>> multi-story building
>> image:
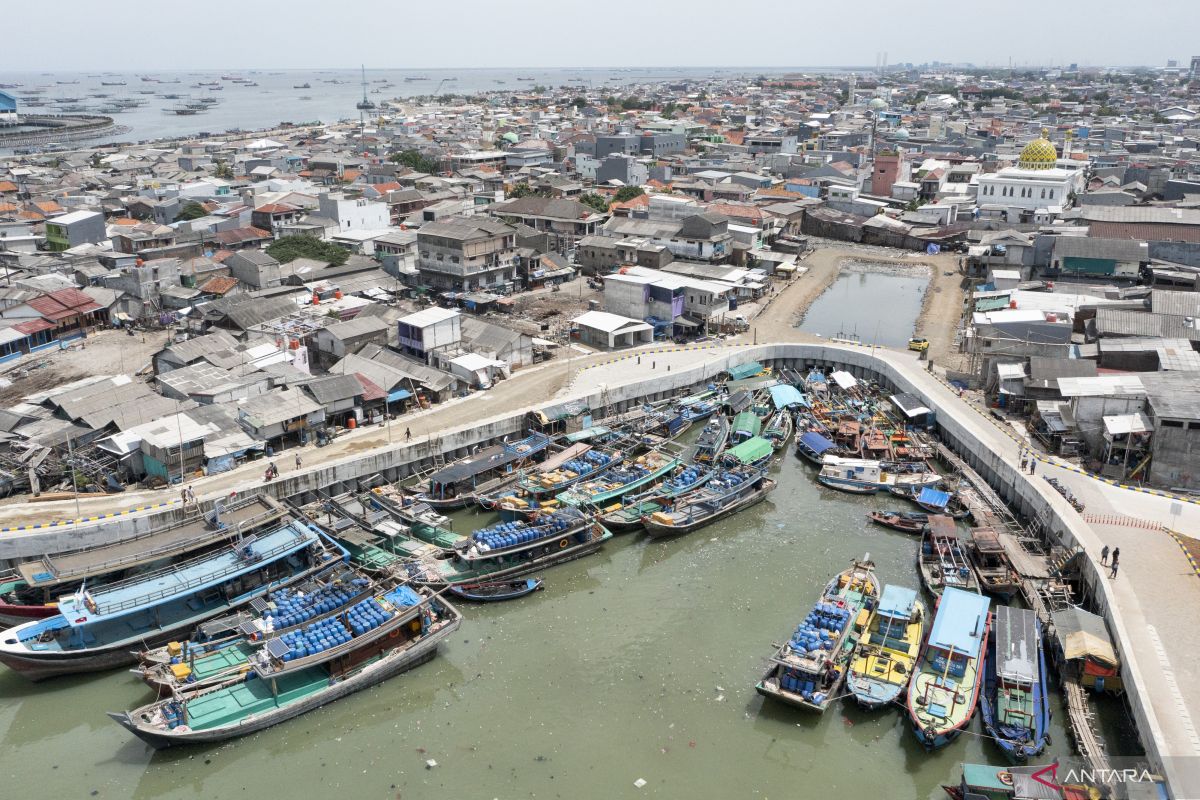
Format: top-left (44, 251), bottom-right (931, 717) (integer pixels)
top-left (316, 193), bottom-right (389, 233)
top-left (43, 210), bottom-right (106, 252)
top-left (416, 216), bottom-right (518, 292)
top-left (488, 196), bottom-right (607, 255)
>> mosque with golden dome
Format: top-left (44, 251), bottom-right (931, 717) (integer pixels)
top-left (976, 129), bottom-right (1085, 222)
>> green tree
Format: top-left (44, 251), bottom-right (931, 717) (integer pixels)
top-left (579, 192), bottom-right (610, 214)
top-left (175, 201), bottom-right (209, 222)
top-left (266, 235), bottom-right (349, 267)
top-left (507, 182), bottom-right (534, 199)
top-left (213, 160), bottom-right (234, 180)
top-left (613, 186), bottom-right (645, 203)
top-left (388, 149), bottom-right (440, 174)
top-left (571, 96), bottom-right (587, 108)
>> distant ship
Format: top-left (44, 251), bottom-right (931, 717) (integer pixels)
top-left (356, 65), bottom-right (376, 110)
top-left (404, 76), bottom-right (430, 82)
top-left (294, 82), bottom-right (311, 89)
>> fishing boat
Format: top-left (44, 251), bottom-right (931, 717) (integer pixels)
top-left (293, 82), bottom-right (311, 89)
top-left (966, 528), bottom-right (1021, 602)
top-left (867, 510), bottom-right (928, 534)
top-left (892, 485), bottom-right (973, 520)
top-left (598, 463), bottom-right (713, 533)
top-left (0, 495), bottom-right (287, 628)
top-left (508, 444), bottom-right (620, 500)
top-left (642, 467), bottom-right (775, 539)
top-left (816, 456), bottom-right (941, 495)
top-left (794, 430), bottom-right (838, 466)
top-left (0, 521), bottom-right (345, 681)
top-left (907, 587), bottom-right (992, 749)
top-left (847, 585), bottom-right (927, 709)
top-left (763, 409), bottom-right (794, 451)
top-left (692, 415), bottom-right (729, 464)
top-left (556, 451), bottom-right (679, 508)
top-left (981, 606), bottom-right (1050, 762)
top-left (447, 578), bottom-right (543, 603)
top-left (918, 515), bottom-right (980, 596)
top-left (729, 411), bottom-right (762, 445)
top-left (110, 591), bottom-right (460, 748)
top-left (409, 432), bottom-right (551, 509)
top-left (941, 763), bottom-right (1081, 800)
top-left (756, 557), bottom-right (880, 712)
top-left (404, 507), bottom-right (611, 587)
top-left (136, 564), bottom-right (381, 694)
top-left (679, 397), bottom-right (720, 424)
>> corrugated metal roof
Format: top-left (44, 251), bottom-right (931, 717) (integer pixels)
top-left (1053, 237), bottom-right (1148, 262)
top-left (1056, 375), bottom-right (1146, 397)
top-left (1150, 289), bottom-right (1200, 317)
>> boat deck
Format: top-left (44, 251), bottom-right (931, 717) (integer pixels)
top-left (189, 642), bottom-right (254, 680)
top-left (18, 497), bottom-right (284, 587)
top-left (184, 667), bottom-right (325, 730)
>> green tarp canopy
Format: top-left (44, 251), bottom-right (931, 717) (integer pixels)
top-left (727, 362), bottom-right (765, 381)
top-left (726, 436), bottom-right (772, 465)
top-left (731, 411), bottom-right (762, 437)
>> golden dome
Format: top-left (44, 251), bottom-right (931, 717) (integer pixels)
top-left (1018, 130), bottom-right (1058, 170)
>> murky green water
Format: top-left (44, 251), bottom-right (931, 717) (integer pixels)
top-left (798, 262), bottom-right (930, 348)
top-left (0, 455), bottom-right (1109, 799)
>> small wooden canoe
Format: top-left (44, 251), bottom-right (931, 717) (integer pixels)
top-left (447, 578), bottom-right (544, 602)
top-left (868, 510), bottom-right (928, 534)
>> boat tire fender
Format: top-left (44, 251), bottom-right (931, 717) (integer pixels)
top-left (558, 538), bottom-right (568, 549)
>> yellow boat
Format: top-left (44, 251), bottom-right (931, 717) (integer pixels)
top-left (846, 584), bottom-right (926, 709)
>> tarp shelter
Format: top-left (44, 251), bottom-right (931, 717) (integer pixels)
top-left (1052, 606), bottom-right (1121, 693)
top-left (830, 370), bottom-right (858, 391)
top-left (725, 436), bottom-right (772, 466)
top-left (798, 431), bottom-right (835, 456)
top-left (917, 486), bottom-right (951, 510)
top-left (727, 361), bottom-right (766, 381)
top-left (768, 384), bottom-right (806, 409)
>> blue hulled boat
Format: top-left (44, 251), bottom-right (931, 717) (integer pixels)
top-left (981, 605), bottom-right (1050, 762)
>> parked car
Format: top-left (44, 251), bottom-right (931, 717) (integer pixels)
top-left (907, 337), bottom-right (930, 352)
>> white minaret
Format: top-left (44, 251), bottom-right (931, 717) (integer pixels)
top-left (848, 73), bottom-right (857, 105)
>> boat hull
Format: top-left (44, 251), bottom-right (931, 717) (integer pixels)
top-left (111, 616), bottom-right (459, 749)
top-left (412, 531), bottom-right (610, 587)
top-left (642, 480), bottom-right (775, 539)
top-left (447, 578), bottom-right (543, 603)
top-left (0, 602), bottom-right (56, 629)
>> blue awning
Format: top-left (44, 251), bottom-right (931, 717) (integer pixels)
top-left (387, 389), bottom-right (413, 403)
top-left (798, 432), bottom-right (835, 454)
top-left (917, 487), bottom-right (950, 509)
top-left (769, 384), bottom-right (807, 409)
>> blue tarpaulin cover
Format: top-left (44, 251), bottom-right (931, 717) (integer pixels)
top-left (769, 384), bottom-right (807, 409)
top-left (798, 432), bottom-right (835, 454)
top-left (917, 487), bottom-right (950, 509)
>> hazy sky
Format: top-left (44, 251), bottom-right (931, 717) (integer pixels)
top-left (4, 0), bottom-right (1196, 71)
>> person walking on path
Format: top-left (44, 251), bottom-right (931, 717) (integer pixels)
top-left (1029, 460), bottom-right (1036, 475)
top-left (405, 427), bottom-right (411, 442)
top-left (1101, 545), bottom-right (1110, 566)
top-left (295, 453), bottom-right (302, 470)
top-left (1109, 548), bottom-right (1120, 578)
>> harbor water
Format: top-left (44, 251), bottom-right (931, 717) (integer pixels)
top-left (0, 453), bottom-right (1125, 800)
top-left (798, 261), bottom-right (931, 348)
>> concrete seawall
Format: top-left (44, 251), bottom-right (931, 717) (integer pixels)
top-left (0, 342), bottom-right (1184, 795)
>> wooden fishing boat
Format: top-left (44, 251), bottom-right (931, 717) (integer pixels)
top-left (941, 763), bottom-right (1072, 800)
top-left (729, 411), bottom-right (762, 445)
top-left (756, 556), bottom-right (880, 712)
top-left (507, 444), bottom-right (620, 500)
top-left (556, 451), bottom-right (679, 507)
top-left (908, 587), bottom-right (991, 749)
top-left (137, 566), bottom-right (391, 695)
top-left (409, 432), bottom-right (551, 509)
top-left (817, 457), bottom-right (941, 495)
top-left (891, 485), bottom-right (972, 520)
top-left (763, 409), bottom-right (794, 451)
top-left (0, 522), bottom-right (346, 681)
top-left (793, 430), bottom-right (838, 466)
top-left (692, 415), bottom-right (729, 464)
top-left (447, 578), bottom-right (543, 603)
top-left (867, 510), bottom-right (928, 534)
top-left (598, 464), bottom-right (713, 533)
top-left (966, 528), bottom-right (1021, 602)
top-left (0, 495), bottom-right (287, 628)
top-left (110, 594), bottom-right (461, 748)
top-left (642, 467), bottom-right (775, 539)
top-left (722, 436), bottom-right (774, 470)
top-left (847, 585), bottom-right (927, 709)
top-left (403, 508), bottom-right (611, 587)
top-left (980, 606), bottom-right (1050, 762)
top-left (918, 516), bottom-right (980, 596)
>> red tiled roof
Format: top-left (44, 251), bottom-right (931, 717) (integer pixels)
top-left (370, 182), bottom-right (402, 194)
top-left (199, 275), bottom-right (239, 295)
top-left (32, 201), bottom-right (64, 214)
top-left (254, 203), bottom-right (298, 214)
top-left (27, 288), bottom-right (102, 321)
top-left (707, 202), bottom-right (764, 224)
top-left (0, 202), bottom-right (18, 214)
top-left (211, 226), bottom-right (272, 245)
top-left (0, 181), bottom-right (18, 193)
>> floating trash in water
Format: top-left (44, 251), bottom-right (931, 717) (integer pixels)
top-left (634, 778), bottom-right (647, 788)
top-left (425, 759), bottom-right (438, 769)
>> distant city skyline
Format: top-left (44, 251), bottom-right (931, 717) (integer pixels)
top-left (4, 0), bottom-right (1198, 72)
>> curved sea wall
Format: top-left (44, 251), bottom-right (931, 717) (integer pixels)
top-left (0, 115), bottom-right (120, 148)
top-left (0, 342), bottom-right (1179, 793)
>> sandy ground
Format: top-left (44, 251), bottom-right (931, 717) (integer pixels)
top-left (0, 327), bottom-right (170, 406)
